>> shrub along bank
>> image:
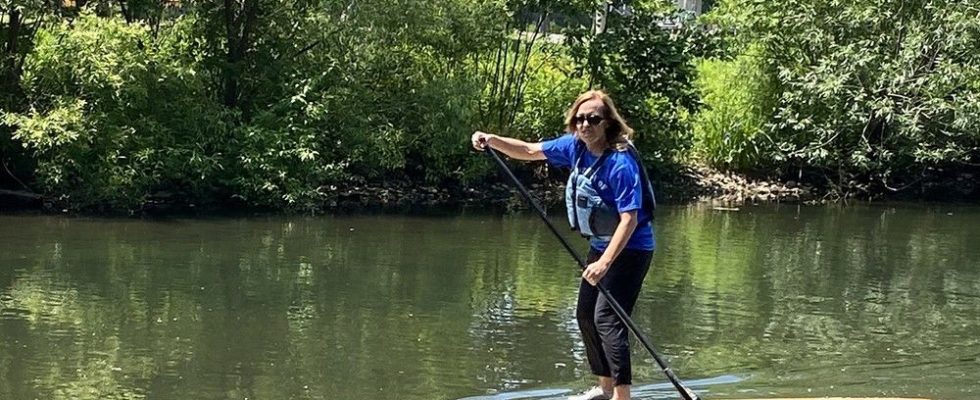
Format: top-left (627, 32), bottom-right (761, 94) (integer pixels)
top-left (1, 0), bottom-right (976, 213)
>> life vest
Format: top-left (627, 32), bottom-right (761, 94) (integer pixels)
top-left (565, 143), bottom-right (656, 241)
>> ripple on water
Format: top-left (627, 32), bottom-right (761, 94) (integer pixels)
top-left (0, 294), bottom-right (32, 321)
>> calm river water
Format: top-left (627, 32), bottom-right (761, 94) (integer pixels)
top-left (1, 204), bottom-right (978, 400)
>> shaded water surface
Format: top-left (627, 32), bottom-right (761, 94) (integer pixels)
top-left (1, 205), bottom-right (978, 399)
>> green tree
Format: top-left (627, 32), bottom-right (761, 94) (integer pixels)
top-left (4, 12), bottom-right (229, 209)
top-left (569, 0), bottom-right (706, 167)
top-left (713, 0), bottom-right (980, 195)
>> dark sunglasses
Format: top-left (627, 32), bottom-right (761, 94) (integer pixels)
top-left (573, 114), bottom-right (605, 126)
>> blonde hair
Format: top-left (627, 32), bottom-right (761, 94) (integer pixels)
top-left (563, 90), bottom-right (634, 150)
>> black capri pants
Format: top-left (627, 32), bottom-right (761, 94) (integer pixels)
top-left (577, 247), bottom-right (653, 386)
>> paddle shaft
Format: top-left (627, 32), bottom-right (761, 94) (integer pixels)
top-left (484, 146), bottom-right (700, 400)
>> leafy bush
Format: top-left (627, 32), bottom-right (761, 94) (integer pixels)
top-left (4, 13), bottom-right (229, 210)
top-left (569, 0), bottom-right (704, 166)
top-left (716, 0), bottom-right (980, 190)
top-left (691, 44), bottom-right (777, 169)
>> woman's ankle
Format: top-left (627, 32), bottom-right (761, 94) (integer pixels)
top-left (611, 384), bottom-right (630, 400)
top-left (596, 376), bottom-right (614, 392)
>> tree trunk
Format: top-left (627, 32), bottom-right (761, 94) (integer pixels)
top-left (222, 0), bottom-right (259, 111)
top-left (2, 9), bottom-right (21, 105)
top-left (0, 189), bottom-right (43, 209)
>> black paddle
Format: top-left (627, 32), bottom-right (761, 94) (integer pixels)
top-left (482, 145), bottom-right (702, 400)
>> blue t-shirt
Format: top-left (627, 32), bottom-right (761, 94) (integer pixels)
top-left (541, 133), bottom-right (655, 252)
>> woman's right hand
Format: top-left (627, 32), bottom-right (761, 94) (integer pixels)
top-left (471, 131), bottom-right (494, 151)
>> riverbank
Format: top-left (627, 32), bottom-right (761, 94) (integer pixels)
top-left (2, 165), bottom-right (975, 215)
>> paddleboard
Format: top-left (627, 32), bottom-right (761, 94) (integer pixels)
top-left (457, 375), bottom-right (927, 400)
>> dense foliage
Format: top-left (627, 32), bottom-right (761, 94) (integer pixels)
top-left (569, 0), bottom-right (703, 166)
top-left (695, 0), bottom-right (980, 195)
top-left (1, 0), bottom-right (977, 211)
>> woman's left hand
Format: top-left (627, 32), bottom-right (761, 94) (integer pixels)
top-left (582, 259), bottom-right (611, 286)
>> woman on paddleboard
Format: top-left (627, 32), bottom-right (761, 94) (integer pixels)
top-left (471, 90), bottom-right (656, 400)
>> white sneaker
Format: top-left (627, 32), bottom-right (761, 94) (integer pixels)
top-left (567, 386), bottom-right (612, 400)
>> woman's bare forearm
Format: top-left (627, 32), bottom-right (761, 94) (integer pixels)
top-left (483, 134), bottom-right (546, 161)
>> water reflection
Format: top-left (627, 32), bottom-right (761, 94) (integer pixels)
top-left (1, 205), bottom-right (978, 400)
